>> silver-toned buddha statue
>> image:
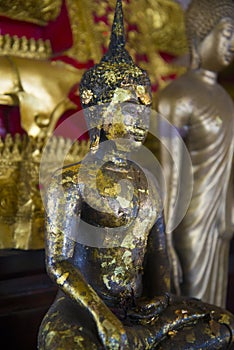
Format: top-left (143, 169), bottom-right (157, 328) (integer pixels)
top-left (38, 1), bottom-right (234, 349)
top-left (157, 0), bottom-right (234, 307)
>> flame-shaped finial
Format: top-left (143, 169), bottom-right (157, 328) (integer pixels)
top-left (102, 0), bottom-right (130, 63)
top-left (109, 0), bottom-right (125, 52)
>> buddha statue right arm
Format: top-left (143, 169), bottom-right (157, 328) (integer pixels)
top-left (45, 169), bottom-right (129, 349)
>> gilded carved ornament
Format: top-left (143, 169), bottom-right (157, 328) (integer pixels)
top-left (65, 0), bottom-right (188, 92)
top-left (0, 0), bottom-right (63, 25)
top-left (0, 134), bottom-right (89, 249)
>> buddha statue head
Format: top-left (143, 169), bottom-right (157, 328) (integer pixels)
top-left (80, 0), bottom-right (152, 153)
top-left (186, 0), bottom-right (234, 71)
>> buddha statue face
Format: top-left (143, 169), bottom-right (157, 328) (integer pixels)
top-left (80, 0), bottom-right (152, 153)
top-left (101, 85), bottom-right (151, 152)
top-left (198, 17), bottom-right (234, 72)
top-left (186, 0), bottom-right (234, 72)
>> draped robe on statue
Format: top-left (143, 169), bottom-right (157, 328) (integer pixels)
top-left (158, 70), bottom-right (234, 307)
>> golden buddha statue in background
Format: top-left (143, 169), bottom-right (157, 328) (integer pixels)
top-left (38, 2), bottom-right (234, 349)
top-left (157, 0), bottom-right (234, 307)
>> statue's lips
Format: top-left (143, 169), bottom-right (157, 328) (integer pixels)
top-left (133, 136), bottom-right (145, 142)
top-left (131, 129), bottom-right (147, 142)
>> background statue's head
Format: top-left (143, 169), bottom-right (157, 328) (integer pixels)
top-left (186, 0), bottom-right (234, 71)
top-left (80, 0), bottom-right (152, 151)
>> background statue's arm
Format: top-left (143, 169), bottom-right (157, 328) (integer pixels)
top-left (157, 91), bottom-right (192, 294)
top-left (45, 172), bottom-right (129, 349)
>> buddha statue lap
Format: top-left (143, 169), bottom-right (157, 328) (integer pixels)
top-left (157, 0), bottom-right (234, 307)
top-left (38, 1), bottom-right (234, 349)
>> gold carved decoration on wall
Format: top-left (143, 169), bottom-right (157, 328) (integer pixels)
top-left (0, 0), bottom-right (63, 26)
top-left (0, 35), bottom-right (52, 60)
top-left (0, 134), bottom-right (89, 250)
top-left (65, 0), bottom-right (188, 91)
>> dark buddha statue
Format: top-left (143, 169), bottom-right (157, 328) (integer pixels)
top-left (38, 1), bottom-right (234, 349)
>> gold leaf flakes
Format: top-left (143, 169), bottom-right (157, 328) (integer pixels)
top-left (81, 89), bottom-right (93, 104)
top-left (168, 330), bottom-right (178, 337)
top-left (57, 272), bottom-right (69, 285)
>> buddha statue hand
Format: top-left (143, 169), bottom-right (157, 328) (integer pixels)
top-left (127, 294), bottom-right (169, 324)
top-left (95, 305), bottom-right (130, 350)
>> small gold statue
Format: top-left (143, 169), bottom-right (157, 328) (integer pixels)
top-left (38, 1), bottom-right (234, 349)
top-left (157, 0), bottom-right (234, 307)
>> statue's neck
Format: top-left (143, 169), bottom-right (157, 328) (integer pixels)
top-left (94, 145), bottom-right (129, 168)
top-left (194, 68), bottom-right (218, 85)
top-left (109, 153), bottom-right (129, 168)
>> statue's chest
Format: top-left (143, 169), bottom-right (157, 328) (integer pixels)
top-left (190, 85), bottom-right (234, 141)
top-left (78, 164), bottom-right (159, 248)
top-left (81, 165), bottom-right (148, 226)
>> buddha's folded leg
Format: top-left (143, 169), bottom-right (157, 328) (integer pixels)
top-left (124, 294), bottom-right (234, 350)
top-left (38, 291), bottom-right (234, 349)
top-left (156, 321), bottom-right (233, 350)
top-left (38, 293), bottom-right (103, 350)
top-left (125, 321), bottom-right (233, 350)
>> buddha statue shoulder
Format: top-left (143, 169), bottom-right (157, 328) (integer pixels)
top-left (38, 1), bottom-right (234, 349)
top-left (157, 0), bottom-right (234, 307)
